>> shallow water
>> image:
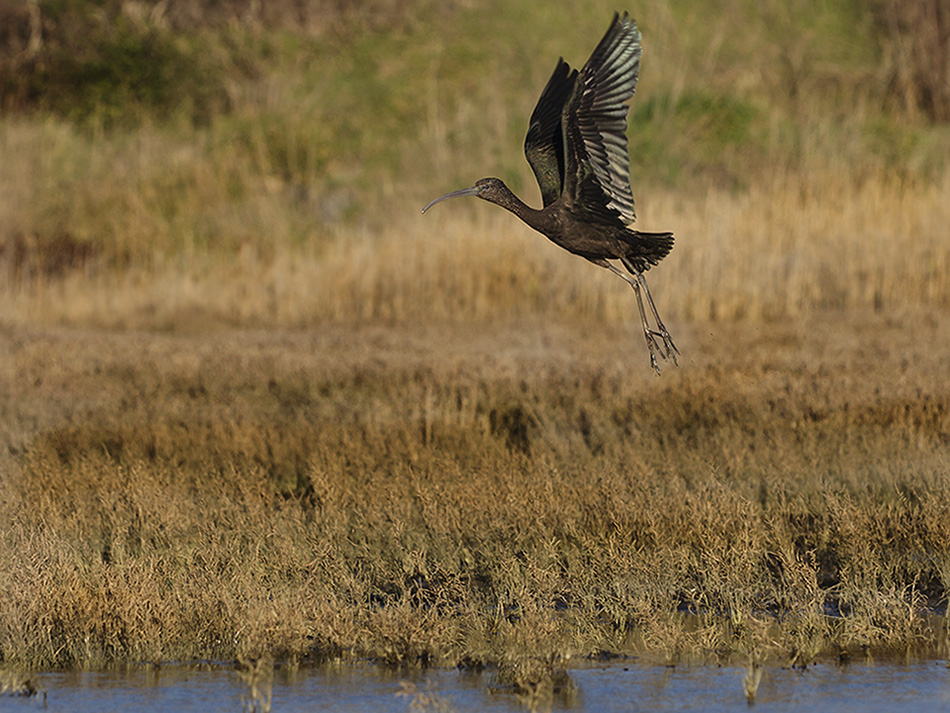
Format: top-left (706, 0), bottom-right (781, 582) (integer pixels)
top-left (3, 659), bottom-right (949, 712)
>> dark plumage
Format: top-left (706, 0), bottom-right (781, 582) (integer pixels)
top-left (423, 12), bottom-right (677, 373)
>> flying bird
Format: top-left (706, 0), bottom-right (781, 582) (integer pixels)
top-left (423, 12), bottom-right (677, 374)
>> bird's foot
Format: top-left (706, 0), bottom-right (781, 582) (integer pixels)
top-left (644, 330), bottom-right (667, 375)
top-left (644, 328), bottom-right (679, 374)
top-left (659, 329), bottom-right (679, 366)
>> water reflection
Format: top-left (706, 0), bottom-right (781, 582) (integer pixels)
top-left (2, 659), bottom-right (949, 712)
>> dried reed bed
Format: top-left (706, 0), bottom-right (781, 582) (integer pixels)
top-left (1, 312), bottom-right (948, 670)
top-left (4, 164), bottom-right (949, 330)
top-left (318, 167), bottom-right (950, 324)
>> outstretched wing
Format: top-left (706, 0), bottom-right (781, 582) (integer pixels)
top-left (524, 58), bottom-right (578, 207)
top-left (562, 12), bottom-right (641, 224)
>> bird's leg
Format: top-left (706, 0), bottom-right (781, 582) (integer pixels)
top-left (636, 272), bottom-right (678, 365)
top-left (597, 260), bottom-right (669, 374)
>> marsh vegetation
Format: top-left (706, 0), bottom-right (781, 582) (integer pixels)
top-left (1, 0), bottom-right (949, 685)
top-left (3, 314), bottom-right (949, 674)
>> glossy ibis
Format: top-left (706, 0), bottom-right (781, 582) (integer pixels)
top-left (423, 12), bottom-right (677, 374)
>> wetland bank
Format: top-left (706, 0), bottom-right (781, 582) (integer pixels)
top-left (2, 0), bottom-right (950, 701)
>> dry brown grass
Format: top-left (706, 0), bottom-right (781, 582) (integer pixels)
top-left (3, 164), bottom-right (948, 331)
top-left (1, 310), bottom-right (948, 670)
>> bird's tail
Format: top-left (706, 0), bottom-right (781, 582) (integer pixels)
top-left (622, 231), bottom-right (674, 273)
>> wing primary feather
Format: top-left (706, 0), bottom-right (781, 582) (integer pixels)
top-left (561, 12), bottom-right (642, 225)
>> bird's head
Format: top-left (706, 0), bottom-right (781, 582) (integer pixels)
top-left (422, 177), bottom-right (508, 214)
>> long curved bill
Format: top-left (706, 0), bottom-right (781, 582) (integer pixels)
top-left (421, 186), bottom-right (480, 214)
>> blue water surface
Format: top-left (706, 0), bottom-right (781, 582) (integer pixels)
top-left (2, 659), bottom-right (949, 712)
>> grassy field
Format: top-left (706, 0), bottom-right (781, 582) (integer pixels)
top-left (1, 0), bottom-right (950, 685)
top-left (2, 0), bottom-right (948, 329)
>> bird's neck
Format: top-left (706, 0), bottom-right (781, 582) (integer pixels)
top-left (485, 183), bottom-right (548, 233)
